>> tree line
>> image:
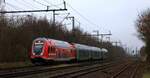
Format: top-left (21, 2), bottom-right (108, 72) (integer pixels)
top-left (0, 14), bottom-right (126, 62)
top-left (136, 9), bottom-right (150, 62)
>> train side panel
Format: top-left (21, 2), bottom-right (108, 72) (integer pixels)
top-left (30, 38), bottom-right (76, 64)
top-left (52, 40), bottom-right (76, 61)
top-left (76, 49), bottom-right (90, 61)
top-left (30, 38), bottom-right (109, 65)
top-left (92, 51), bottom-right (101, 60)
top-left (72, 44), bottom-right (91, 61)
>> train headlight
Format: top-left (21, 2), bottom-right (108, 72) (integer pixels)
top-left (32, 52), bottom-right (35, 55)
top-left (40, 52), bottom-right (44, 56)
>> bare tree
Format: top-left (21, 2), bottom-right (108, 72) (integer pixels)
top-left (136, 9), bottom-right (150, 62)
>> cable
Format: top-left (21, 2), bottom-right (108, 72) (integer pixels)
top-left (6, 6), bottom-right (15, 11)
top-left (56, 12), bottom-right (88, 30)
top-left (43, 0), bottom-right (62, 8)
top-left (21, 0), bottom-right (40, 10)
top-left (15, 0), bottom-right (38, 10)
top-left (75, 19), bottom-right (80, 24)
top-left (60, 13), bottom-right (70, 23)
top-left (74, 18), bottom-right (91, 30)
top-left (67, 3), bottom-right (99, 27)
top-left (32, 0), bottom-right (48, 7)
top-left (6, 2), bottom-right (24, 11)
top-left (32, 0), bottom-right (64, 9)
top-left (44, 0), bottom-right (58, 7)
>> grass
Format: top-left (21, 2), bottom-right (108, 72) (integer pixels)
top-left (0, 61), bottom-right (33, 69)
top-left (143, 72), bottom-right (150, 78)
top-left (143, 64), bottom-right (150, 78)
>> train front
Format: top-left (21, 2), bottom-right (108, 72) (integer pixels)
top-left (30, 38), bottom-right (48, 64)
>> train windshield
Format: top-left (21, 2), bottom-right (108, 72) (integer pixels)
top-left (33, 42), bottom-right (44, 54)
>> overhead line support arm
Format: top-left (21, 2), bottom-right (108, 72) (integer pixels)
top-left (0, 9), bottom-right (67, 13)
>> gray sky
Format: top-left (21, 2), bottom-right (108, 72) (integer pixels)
top-left (65, 0), bottom-right (150, 49)
top-left (4, 0), bottom-right (150, 49)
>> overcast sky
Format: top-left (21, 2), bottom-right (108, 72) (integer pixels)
top-left (4, 0), bottom-right (150, 49)
top-left (65, 0), bottom-right (150, 49)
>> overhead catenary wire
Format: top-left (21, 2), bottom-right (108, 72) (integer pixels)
top-left (74, 18), bottom-right (92, 30)
top-left (56, 12), bottom-right (70, 23)
top-left (15, 0), bottom-right (40, 10)
top-left (5, 0), bottom-right (98, 28)
top-left (5, 0), bottom-right (65, 11)
top-left (5, 0), bottom-right (97, 30)
top-left (23, 0), bottom-right (39, 9)
top-left (57, 12), bottom-right (92, 31)
top-left (67, 3), bottom-right (99, 28)
top-left (32, 0), bottom-right (64, 10)
top-left (43, 0), bottom-right (63, 8)
top-left (6, 2), bottom-right (24, 11)
top-left (65, 14), bottom-right (89, 30)
top-left (32, 0), bottom-right (48, 7)
top-left (6, 6), bottom-right (16, 11)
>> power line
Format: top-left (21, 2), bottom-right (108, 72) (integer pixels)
top-left (67, 16), bottom-right (75, 31)
top-left (15, 0), bottom-right (39, 10)
top-left (67, 3), bottom-right (99, 27)
top-left (33, 0), bottom-right (64, 10)
top-left (6, 2), bottom-right (24, 11)
top-left (1, 1), bottom-right (67, 27)
top-left (43, 0), bottom-right (62, 8)
top-left (23, 0), bottom-right (40, 9)
top-left (67, 16), bottom-right (90, 31)
top-left (32, 0), bottom-right (48, 7)
top-left (59, 13), bottom-right (70, 23)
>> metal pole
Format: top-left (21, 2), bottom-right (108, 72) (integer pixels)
top-left (67, 16), bottom-right (75, 31)
top-left (72, 17), bottom-right (75, 31)
top-left (53, 10), bottom-right (55, 25)
top-left (100, 34), bottom-right (103, 60)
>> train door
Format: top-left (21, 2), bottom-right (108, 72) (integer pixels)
top-left (48, 46), bottom-right (57, 59)
top-left (58, 48), bottom-right (69, 61)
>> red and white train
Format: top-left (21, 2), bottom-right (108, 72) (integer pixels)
top-left (30, 38), bottom-right (108, 64)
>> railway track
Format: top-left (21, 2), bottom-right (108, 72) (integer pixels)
top-left (0, 63), bottom-right (82, 78)
top-left (45, 60), bottom-right (139, 78)
top-left (47, 60), bottom-right (132, 78)
top-left (0, 60), bottom-right (115, 78)
top-left (130, 64), bottom-right (139, 78)
top-left (48, 62), bottom-right (117, 78)
top-left (110, 61), bottom-right (140, 78)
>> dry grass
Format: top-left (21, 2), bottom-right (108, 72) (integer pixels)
top-left (143, 72), bottom-right (150, 78)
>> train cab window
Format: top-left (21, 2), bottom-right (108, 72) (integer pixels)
top-left (33, 43), bottom-right (43, 53)
top-left (34, 45), bottom-right (42, 52)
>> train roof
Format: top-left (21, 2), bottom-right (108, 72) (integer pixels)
top-left (73, 43), bottom-right (101, 51)
top-left (34, 37), bottom-right (72, 48)
top-left (73, 43), bottom-right (90, 49)
top-left (34, 38), bottom-right (106, 51)
top-left (101, 48), bottom-right (108, 52)
top-left (91, 47), bottom-right (101, 51)
top-left (34, 37), bottom-right (47, 41)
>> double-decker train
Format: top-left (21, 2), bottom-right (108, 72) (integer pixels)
top-left (30, 38), bottom-right (108, 64)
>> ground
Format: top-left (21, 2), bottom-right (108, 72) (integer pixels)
top-left (143, 72), bottom-right (150, 78)
top-left (0, 61), bottom-right (32, 69)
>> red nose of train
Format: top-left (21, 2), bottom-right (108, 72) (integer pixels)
top-left (30, 38), bottom-right (47, 59)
